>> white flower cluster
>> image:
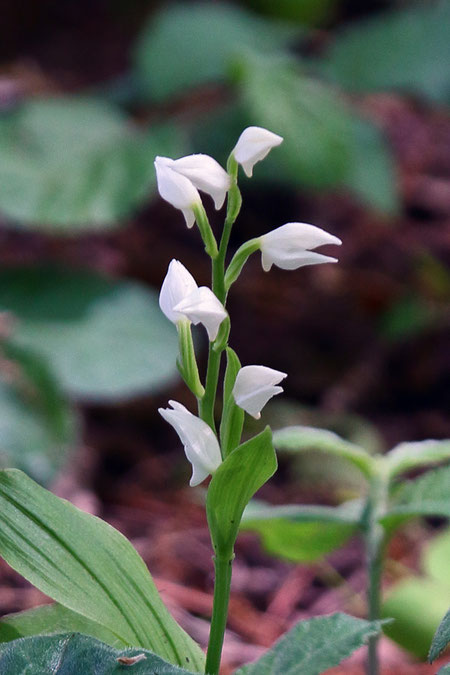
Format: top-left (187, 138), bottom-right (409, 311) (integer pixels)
top-left (156, 126), bottom-right (342, 487)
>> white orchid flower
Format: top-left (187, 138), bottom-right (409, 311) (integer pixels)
top-left (154, 157), bottom-right (201, 228)
top-left (232, 126), bottom-right (283, 177)
top-left (260, 222), bottom-right (342, 272)
top-left (174, 287), bottom-right (228, 342)
top-left (164, 154), bottom-right (231, 210)
top-left (232, 365), bottom-right (287, 419)
top-left (159, 401), bottom-right (222, 486)
top-left (159, 259), bottom-right (198, 325)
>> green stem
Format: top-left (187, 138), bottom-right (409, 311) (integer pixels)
top-left (365, 468), bottom-right (388, 675)
top-left (205, 553), bottom-right (234, 675)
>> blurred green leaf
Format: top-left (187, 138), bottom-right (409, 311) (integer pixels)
top-left (0, 633), bottom-right (192, 674)
top-left (323, 1), bottom-right (450, 103)
top-left (424, 529), bottom-right (450, 592)
top-left (273, 425), bottom-right (374, 478)
top-left (438, 665), bottom-right (450, 674)
top-left (0, 267), bottom-right (179, 401)
top-left (379, 296), bottom-right (435, 343)
top-left (430, 608), bottom-right (450, 663)
top-left (385, 439), bottom-right (450, 480)
top-left (0, 98), bottom-right (182, 230)
top-left (0, 342), bottom-right (76, 484)
top-left (133, 2), bottom-right (301, 102)
top-left (235, 54), bottom-right (398, 212)
top-left (241, 499), bottom-right (362, 562)
top-left (0, 604), bottom-right (122, 647)
top-left (207, 427), bottom-right (277, 555)
top-left (242, 0), bottom-right (338, 26)
top-left (382, 465), bottom-right (450, 528)
top-left (382, 578), bottom-right (450, 660)
top-left (0, 469), bottom-right (205, 671)
top-left (236, 613), bottom-right (384, 674)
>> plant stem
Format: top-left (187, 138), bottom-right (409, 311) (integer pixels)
top-left (365, 469), bottom-right (388, 675)
top-left (205, 553), bottom-right (233, 675)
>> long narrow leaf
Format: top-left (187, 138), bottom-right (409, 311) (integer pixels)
top-left (0, 470), bottom-right (204, 672)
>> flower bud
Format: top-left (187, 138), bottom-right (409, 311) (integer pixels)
top-left (232, 365), bottom-right (287, 419)
top-left (260, 222), bottom-right (342, 272)
top-left (159, 259), bottom-right (198, 324)
top-left (174, 287), bottom-right (228, 342)
top-left (159, 401), bottom-right (222, 486)
top-left (154, 157), bottom-right (201, 228)
top-left (232, 126), bottom-right (283, 177)
top-left (166, 154), bottom-right (231, 210)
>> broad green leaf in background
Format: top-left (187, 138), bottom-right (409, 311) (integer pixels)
top-left (242, 0), bottom-right (339, 26)
top-left (438, 666), bottom-right (450, 675)
top-left (236, 613), bottom-right (383, 674)
top-left (423, 529), bottom-right (450, 593)
top-left (429, 608), bottom-right (450, 663)
top-left (206, 427), bottom-right (277, 555)
top-left (0, 604), bottom-right (121, 647)
top-left (0, 469), bottom-right (205, 671)
top-left (381, 465), bottom-right (450, 529)
top-left (0, 267), bottom-right (179, 401)
top-left (323, 0), bottom-right (450, 103)
top-left (273, 425), bottom-right (374, 478)
top-left (385, 439), bottom-right (450, 480)
top-left (235, 54), bottom-right (398, 212)
top-left (0, 98), bottom-right (182, 230)
top-left (0, 633), bottom-right (192, 675)
top-left (133, 2), bottom-right (301, 102)
top-left (0, 343), bottom-right (76, 483)
top-left (382, 578), bottom-right (450, 660)
top-left (241, 499), bottom-right (362, 562)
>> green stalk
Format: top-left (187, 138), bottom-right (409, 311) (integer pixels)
top-left (365, 468), bottom-right (388, 675)
top-left (205, 552), bottom-right (234, 675)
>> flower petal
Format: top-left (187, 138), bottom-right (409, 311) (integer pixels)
top-left (174, 287), bottom-right (228, 341)
top-left (233, 365), bottom-right (287, 418)
top-left (170, 154), bottom-right (231, 210)
top-left (159, 259), bottom-right (198, 324)
top-left (233, 126), bottom-right (283, 177)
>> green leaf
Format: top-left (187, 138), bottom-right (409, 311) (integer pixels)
top-left (207, 427), bottom-right (277, 555)
top-left (219, 347), bottom-right (244, 457)
top-left (273, 425), bottom-right (374, 478)
top-left (385, 439), bottom-right (450, 480)
top-left (0, 98), bottom-right (181, 230)
top-left (382, 578), bottom-right (450, 660)
top-left (0, 469), bottom-right (204, 671)
top-left (0, 604), bottom-right (121, 647)
top-left (438, 666), bottom-right (450, 675)
top-left (0, 343), bottom-right (77, 484)
top-left (0, 267), bottom-right (179, 401)
top-left (429, 608), bottom-right (450, 662)
top-left (323, 1), bottom-right (450, 103)
top-left (382, 465), bottom-right (450, 529)
top-left (236, 53), bottom-right (397, 212)
top-left (0, 633), bottom-right (192, 674)
top-left (133, 2), bottom-right (300, 102)
top-left (424, 529), bottom-right (450, 592)
top-left (235, 613), bottom-right (383, 674)
top-left (241, 500), bottom-right (362, 562)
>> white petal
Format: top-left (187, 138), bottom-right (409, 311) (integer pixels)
top-left (233, 126), bottom-right (283, 177)
top-left (174, 286), bottom-right (228, 341)
top-left (158, 400), bottom-right (221, 486)
top-left (260, 222), bottom-right (341, 271)
top-left (154, 157), bottom-right (201, 215)
top-left (159, 259), bottom-right (198, 324)
top-left (170, 154), bottom-right (231, 210)
top-left (233, 365), bottom-right (287, 417)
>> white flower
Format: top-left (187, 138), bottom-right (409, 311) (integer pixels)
top-left (154, 157), bottom-right (201, 228)
top-left (232, 126), bottom-right (283, 177)
top-left (164, 154), bottom-right (231, 210)
top-left (174, 287), bottom-right (228, 341)
top-left (232, 365), bottom-right (287, 419)
top-left (159, 401), bottom-right (222, 486)
top-left (159, 259), bottom-right (198, 324)
top-left (260, 222), bottom-right (342, 272)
